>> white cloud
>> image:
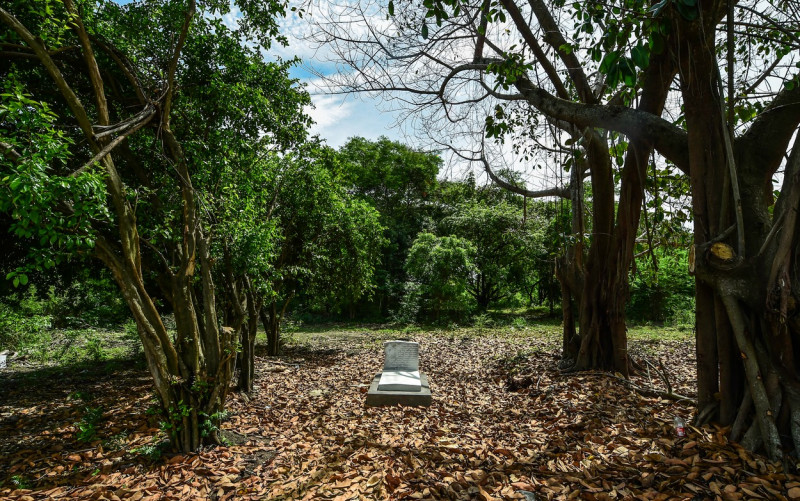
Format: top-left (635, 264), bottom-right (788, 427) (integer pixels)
top-left (307, 93), bottom-right (403, 147)
top-left (220, 3), bottom-right (242, 31)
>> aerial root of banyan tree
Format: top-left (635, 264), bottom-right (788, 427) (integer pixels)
top-left (692, 224), bottom-right (800, 461)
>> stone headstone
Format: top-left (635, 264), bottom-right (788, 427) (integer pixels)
top-left (383, 341), bottom-right (419, 371)
top-left (366, 340), bottom-right (431, 407)
top-left (378, 341), bottom-right (421, 392)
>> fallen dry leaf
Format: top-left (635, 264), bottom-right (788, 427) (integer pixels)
top-left (1, 330), bottom-right (798, 500)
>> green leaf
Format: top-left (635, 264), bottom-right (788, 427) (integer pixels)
top-left (631, 44), bottom-right (650, 69)
top-left (388, 0), bottom-right (394, 16)
top-left (599, 51), bottom-right (620, 74)
top-left (606, 65), bottom-right (621, 88)
top-left (422, 23), bottom-right (429, 39)
top-left (650, 33), bottom-right (665, 55)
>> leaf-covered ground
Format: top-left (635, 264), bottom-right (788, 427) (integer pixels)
top-left (2, 327), bottom-right (799, 500)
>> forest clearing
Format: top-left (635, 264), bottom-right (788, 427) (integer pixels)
top-left (2, 0), bottom-right (800, 498)
top-left (2, 325), bottom-right (798, 500)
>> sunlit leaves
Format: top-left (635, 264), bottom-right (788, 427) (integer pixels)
top-left (405, 232), bottom-right (476, 318)
top-left (255, 144), bottom-right (385, 314)
top-left (437, 201), bottom-right (543, 311)
top-left (0, 80), bottom-right (109, 284)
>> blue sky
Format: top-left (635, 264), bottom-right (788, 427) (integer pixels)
top-left (107, 0), bottom-right (574, 188)
top-left (264, 10), bottom-right (409, 148)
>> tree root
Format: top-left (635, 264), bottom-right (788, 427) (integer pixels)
top-left (582, 370), bottom-right (693, 402)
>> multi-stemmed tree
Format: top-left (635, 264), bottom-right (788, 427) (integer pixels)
top-left (0, 0), bottom-right (309, 450)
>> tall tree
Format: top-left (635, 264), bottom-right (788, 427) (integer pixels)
top-left (259, 144), bottom-right (385, 355)
top-left (438, 200), bottom-right (537, 311)
top-left (404, 231), bottom-right (477, 321)
top-left (672, 0), bottom-right (800, 459)
top-left (0, 0), bottom-right (308, 450)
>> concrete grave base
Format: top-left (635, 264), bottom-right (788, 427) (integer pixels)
top-left (366, 372), bottom-right (432, 407)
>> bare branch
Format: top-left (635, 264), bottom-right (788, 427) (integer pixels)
top-left (162, 0), bottom-right (196, 126)
top-left (0, 141), bottom-right (22, 165)
top-left (72, 105), bottom-right (156, 177)
top-left (64, 0), bottom-right (109, 125)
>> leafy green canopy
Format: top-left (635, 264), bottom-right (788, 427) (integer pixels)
top-left (404, 231), bottom-right (476, 320)
top-left (0, 79), bottom-right (109, 286)
top-left (332, 137), bottom-right (441, 316)
top-left (0, 0), bottom-right (311, 288)
top-left (251, 143), bottom-right (386, 314)
top-left (438, 201), bottom-right (537, 308)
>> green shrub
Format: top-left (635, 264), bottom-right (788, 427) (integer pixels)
top-left (472, 312), bottom-right (494, 331)
top-left (9, 475), bottom-right (31, 490)
top-left (403, 232), bottom-right (476, 322)
top-left (84, 334), bottom-right (105, 362)
top-left (75, 406), bottom-right (104, 443)
top-left (0, 286), bottom-right (53, 353)
top-left (123, 320), bottom-right (141, 356)
top-left (392, 281), bottom-right (422, 324)
top-left (48, 272), bottom-right (130, 328)
top-left (132, 441), bottom-right (169, 462)
top-left (511, 316), bottom-right (527, 329)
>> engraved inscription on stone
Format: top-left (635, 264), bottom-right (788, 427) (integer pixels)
top-left (378, 341), bottom-right (421, 392)
top-left (383, 341), bottom-right (419, 371)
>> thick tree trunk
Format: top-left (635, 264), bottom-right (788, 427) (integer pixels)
top-left (98, 240), bottom-right (234, 451)
top-left (557, 262), bottom-right (578, 359)
top-left (571, 131), bottom-right (630, 375)
top-left (678, 6), bottom-right (800, 459)
top-left (562, 45), bottom-right (676, 376)
top-left (473, 273), bottom-right (494, 312)
top-left (264, 303), bottom-right (281, 357)
top-left (558, 155), bottom-right (584, 361)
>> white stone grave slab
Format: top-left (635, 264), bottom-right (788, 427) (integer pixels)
top-left (383, 340), bottom-right (419, 371)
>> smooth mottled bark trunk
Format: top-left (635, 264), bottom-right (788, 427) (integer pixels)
top-left (0, 0), bottom-right (239, 453)
top-left (98, 234), bottom-right (234, 452)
